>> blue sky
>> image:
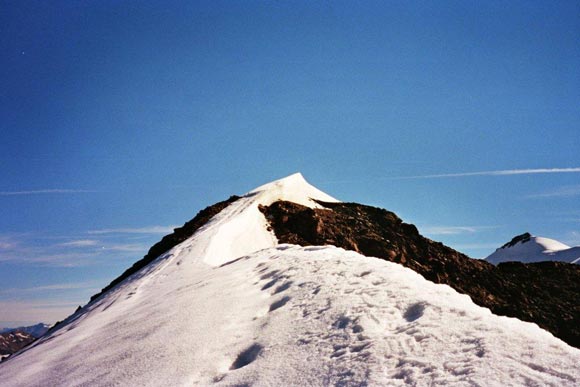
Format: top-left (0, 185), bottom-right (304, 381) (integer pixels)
top-left (1, 0), bottom-right (578, 327)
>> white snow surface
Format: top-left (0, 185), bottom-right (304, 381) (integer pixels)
top-left (1, 174), bottom-right (578, 386)
top-left (185, 172), bottom-right (338, 267)
top-left (486, 235), bottom-right (580, 265)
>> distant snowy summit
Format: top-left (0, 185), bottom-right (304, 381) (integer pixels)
top-left (0, 323), bottom-right (50, 338)
top-left (486, 232), bottom-right (580, 265)
top-left (0, 324), bottom-right (49, 362)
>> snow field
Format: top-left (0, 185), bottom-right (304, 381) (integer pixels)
top-left (1, 173), bottom-right (578, 386)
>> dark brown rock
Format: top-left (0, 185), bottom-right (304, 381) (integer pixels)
top-left (260, 200), bottom-right (580, 348)
top-left (0, 331), bottom-right (35, 358)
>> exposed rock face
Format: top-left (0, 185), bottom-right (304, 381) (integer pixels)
top-left (0, 323), bottom-right (50, 338)
top-left (89, 195), bottom-right (241, 302)
top-left (259, 200), bottom-right (580, 348)
top-left (501, 232), bottom-right (532, 249)
top-left (0, 331), bottom-right (35, 360)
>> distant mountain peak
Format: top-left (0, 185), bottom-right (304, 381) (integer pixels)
top-left (487, 233), bottom-right (577, 265)
top-left (0, 323), bottom-right (49, 361)
top-left (0, 323), bottom-right (50, 338)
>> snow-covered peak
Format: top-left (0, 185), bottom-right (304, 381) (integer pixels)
top-left (486, 233), bottom-right (579, 265)
top-left (173, 173), bottom-right (338, 267)
top-left (1, 176), bottom-right (578, 386)
top-left (248, 172), bottom-right (338, 207)
top-left (533, 236), bottom-right (571, 252)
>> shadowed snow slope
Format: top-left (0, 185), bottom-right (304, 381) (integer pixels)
top-left (0, 174), bottom-right (578, 386)
top-left (487, 233), bottom-right (580, 265)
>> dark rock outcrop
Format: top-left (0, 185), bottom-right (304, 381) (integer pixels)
top-left (89, 195), bottom-right (240, 302)
top-left (500, 232), bottom-right (532, 249)
top-left (0, 323), bottom-right (49, 338)
top-left (259, 200), bottom-right (580, 348)
top-left (0, 331), bottom-right (35, 360)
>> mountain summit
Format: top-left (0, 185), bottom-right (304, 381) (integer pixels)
top-left (486, 233), bottom-right (580, 265)
top-left (1, 174), bottom-right (578, 386)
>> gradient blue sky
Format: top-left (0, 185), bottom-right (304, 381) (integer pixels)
top-left (1, 0), bottom-right (579, 327)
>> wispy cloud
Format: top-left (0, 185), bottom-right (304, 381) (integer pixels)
top-left (0, 231), bottom-right (156, 267)
top-left (420, 225), bottom-right (497, 235)
top-left (0, 189), bottom-right (95, 196)
top-left (59, 239), bottom-right (147, 253)
top-left (0, 251), bottom-right (101, 267)
top-left (0, 242), bottom-right (15, 249)
top-left (88, 226), bottom-right (175, 235)
top-left (526, 185), bottom-right (580, 199)
top-left (0, 234), bottom-right (25, 250)
top-left (58, 239), bottom-right (99, 247)
top-left (397, 167), bottom-right (580, 179)
top-left (0, 281), bottom-right (99, 297)
top-left (101, 243), bottom-right (148, 252)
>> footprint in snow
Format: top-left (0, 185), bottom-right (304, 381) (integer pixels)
top-left (403, 302), bottom-right (426, 322)
top-left (269, 296), bottom-right (291, 312)
top-left (229, 343), bottom-right (263, 370)
top-left (272, 281), bottom-right (293, 294)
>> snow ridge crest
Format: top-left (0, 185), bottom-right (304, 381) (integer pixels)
top-left (177, 173), bottom-right (339, 267)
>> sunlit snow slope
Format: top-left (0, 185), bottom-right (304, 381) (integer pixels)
top-left (486, 234), bottom-right (580, 265)
top-left (1, 174), bottom-right (578, 386)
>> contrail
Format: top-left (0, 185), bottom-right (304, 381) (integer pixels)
top-left (397, 167), bottom-right (580, 179)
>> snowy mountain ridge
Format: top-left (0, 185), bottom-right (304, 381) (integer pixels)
top-left (181, 172), bottom-right (338, 267)
top-left (0, 324), bottom-right (50, 338)
top-left (0, 324), bottom-right (50, 363)
top-left (0, 331), bottom-right (35, 360)
top-left (486, 232), bottom-right (580, 265)
top-left (0, 174), bottom-right (578, 386)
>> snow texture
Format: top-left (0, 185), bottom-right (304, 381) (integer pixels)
top-left (486, 235), bottom-right (580, 265)
top-left (0, 173), bottom-right (578, 386)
